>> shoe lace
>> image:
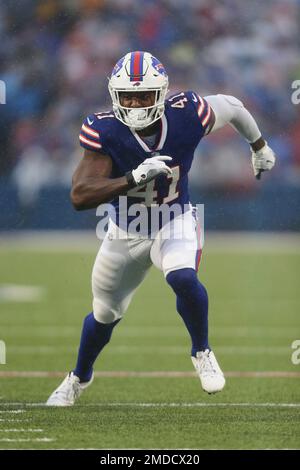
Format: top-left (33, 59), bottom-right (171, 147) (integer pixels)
top-left (57, 374), bottom-right (81, 402)
top-left (198, 351), bottom-right (216, 376)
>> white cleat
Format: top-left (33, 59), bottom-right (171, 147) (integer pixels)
top-left (191, 349), bottom-right (225, 394)
top-left (46, 371), bottom-right (94, 406)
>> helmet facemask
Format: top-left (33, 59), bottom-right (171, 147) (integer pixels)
top-left (108, 51), bottom-right (169, 130)
top-left (109, 85), bottom-right (168, 130)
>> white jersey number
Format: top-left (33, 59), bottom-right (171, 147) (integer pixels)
top-left (168, 92), bottom-right (188, 109)
top-left (128, 166), bottom-right (180, 206)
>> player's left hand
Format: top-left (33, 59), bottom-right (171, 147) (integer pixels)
top-left (251, 143), bottom-right (276, 179)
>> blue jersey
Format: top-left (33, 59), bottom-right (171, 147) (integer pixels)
top-left (79, 91), bottom-right (213, 230)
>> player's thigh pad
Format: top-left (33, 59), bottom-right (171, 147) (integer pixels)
top-left (92, 221), bottom-right (152, 323)
top-left (150, 208), bottom-right (203, 277)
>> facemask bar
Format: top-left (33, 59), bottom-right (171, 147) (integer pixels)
top-left (109, 85), bottom-right (168, 129)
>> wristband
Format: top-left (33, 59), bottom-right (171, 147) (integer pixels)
top-left (125, 171), bottom-right (137, 188)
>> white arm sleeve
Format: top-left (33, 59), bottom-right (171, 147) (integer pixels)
top-left (204, 94), bottom-right (261, 144)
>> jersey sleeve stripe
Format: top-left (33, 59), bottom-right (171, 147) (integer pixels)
top-left (197, 96), bottom-right (205, 118)
top-left (79, 134), bottom-right (102, 149)
top-left (80, 130), bottom-right (99, 143)
top-left (201, 105), bottom-right (211, 127)
top-left (197, 96), bottom-right (213, 128)
top-left (82, 123), bottom-right (99, 138)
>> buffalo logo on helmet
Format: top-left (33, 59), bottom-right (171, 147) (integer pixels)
top-left (112, 57), bottom-right (125, 76)
top-left (151, 56), bottom-right (167, 76)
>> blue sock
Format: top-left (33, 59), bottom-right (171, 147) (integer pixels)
top-left (73, 312), bottom-right (120, 382)
top-left (166, 268), bottom-right (210, 357)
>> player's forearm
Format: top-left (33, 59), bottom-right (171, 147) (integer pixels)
top-left (205, 94), bottom-right (263, 146)
top-left (71, 176), bottom-right (130, 210)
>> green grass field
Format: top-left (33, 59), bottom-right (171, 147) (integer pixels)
top-left (0, 236), bottom-right (300, 449)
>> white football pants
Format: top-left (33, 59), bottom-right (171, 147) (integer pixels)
top-left (92, 207), bottom-right (204, 323)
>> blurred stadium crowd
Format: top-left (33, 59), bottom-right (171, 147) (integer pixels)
top-left (0, 0), bottom-right (300, 207)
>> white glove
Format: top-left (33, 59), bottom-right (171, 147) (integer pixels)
top-left (131, 155), bottom-right (172, 186)
top-left (251, 142), bottom-right (276, 179)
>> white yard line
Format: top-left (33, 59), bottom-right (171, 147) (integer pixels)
top-left (0, 438), bottom-right (54, 442)
top-left (2, 345), bottom-right (295, 355)
top-left (0, 285), bottom-right (45, 302)
top-left (0, 419), bottom-right (30, 422)
top-left (0, 429), bottom-right (43, 432)
top-left (0, 370), bottom-right (299, 378)
top-left (2, 325), bottom-right (298, 339)
top-left (0, 402), bottom-right (300, 408)
top-left (0, 410), bottom-right (26, 414)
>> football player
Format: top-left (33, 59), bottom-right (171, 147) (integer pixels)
top-left (46, 51), bottom-right (275, 406)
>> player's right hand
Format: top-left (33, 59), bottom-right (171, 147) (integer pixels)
top-left (130, 155), bottom-right (173, 186)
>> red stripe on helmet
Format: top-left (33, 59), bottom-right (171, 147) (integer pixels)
top-left (132, 51), bottom-right (142, 81)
